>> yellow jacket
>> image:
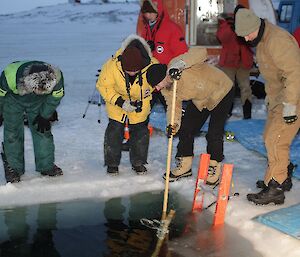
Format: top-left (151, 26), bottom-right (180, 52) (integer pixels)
top-left (96, 35), bottom-right (158, 124)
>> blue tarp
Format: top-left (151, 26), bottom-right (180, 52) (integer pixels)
top-left (255, 204), bottom-right (300, 239)
top-left (224, 119), bottom-right (300, 179)
top-left (150, 109), bottom-right (300, 179)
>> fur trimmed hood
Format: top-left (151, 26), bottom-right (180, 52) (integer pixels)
top-left (121, 34), bottom-right (152, 58)
top-left (18, 63), bottom-right (58, 96)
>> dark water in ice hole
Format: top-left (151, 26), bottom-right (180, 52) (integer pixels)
top-left (0, 191), bottom-right (263, 257)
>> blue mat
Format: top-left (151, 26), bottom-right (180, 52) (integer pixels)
top-left (149, 109), bottom-right (300, 179)
top-left (255, 204), bottom-right (300, 239)
top-left (224, 119), bottom-right (300, 179)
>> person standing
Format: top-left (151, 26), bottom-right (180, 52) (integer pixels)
top-left (139, 0), bottom-right (188, 110)
top-left (235, 9), bottom-right (300, 205)
top-left (217, 12), bottom-right (254, 119)
top-left (0, 61), bottom-right (64, 183)
top-left (96, 34), bottom-right (157, 175)
top-left (146, 48), bottom-right (234, 185)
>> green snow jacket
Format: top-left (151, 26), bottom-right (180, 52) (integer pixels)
top-left (0, 61), bottom-right (64, 119)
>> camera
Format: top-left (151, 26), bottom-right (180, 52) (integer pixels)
top-left (130, 100), bottom-right (143, 113)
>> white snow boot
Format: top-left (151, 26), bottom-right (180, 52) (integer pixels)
top-left (163, 156), bottom-right (193, 182)
top-left (206, 160), bottom-right (221, 186)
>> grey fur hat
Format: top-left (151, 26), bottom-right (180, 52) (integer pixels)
top-left (18, 63), bottom-right (57, 95)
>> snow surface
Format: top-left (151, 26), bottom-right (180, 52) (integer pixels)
top-left (0, 1), bottom-right (299, 257)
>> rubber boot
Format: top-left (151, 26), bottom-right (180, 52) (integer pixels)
top-left (41, 164), bottom-right (63, 177)
top-left (132, 164), bottom-right (147, 175)
top-left (107, 166), bottom-right (119, 176)
top-left (247, 179), bottom-right (285, 205)
top-left (256, 162), bottom-right (295, 191)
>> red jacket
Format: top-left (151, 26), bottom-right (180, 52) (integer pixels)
top-left (217, 20), bottom-right (253, 69)
top-left (293, 27), bottom-right (300, 47)
top-left (139, 0), bottom-right (188, 64)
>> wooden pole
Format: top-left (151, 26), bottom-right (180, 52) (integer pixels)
top-left (151, 210), bottom-right (176, 257)
top-left (162, 80), bottom-right (178, 220)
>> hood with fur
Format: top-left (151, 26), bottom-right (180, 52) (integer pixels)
top-left (18, 63), bottom-right (58, 95)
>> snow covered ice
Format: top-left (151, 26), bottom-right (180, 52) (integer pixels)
top-left (0, 1), bottom-right (300, 257)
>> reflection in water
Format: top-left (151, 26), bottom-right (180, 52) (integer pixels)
top-left (0, 191), bottom-right (263, 257)
top-left (0, 207), bottom-right (30, 256)
top-left (103, 197), bottom-right (155, 257)
top-left (31, 203), bottom-right (60, 257)
top-left (0, 204), bottom-right (60, 257)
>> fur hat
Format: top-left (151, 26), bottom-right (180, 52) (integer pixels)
top-left (141, 0), bottom-right (157, 14)
top-left (18, 63), bottom-right (57, 95)
top-left (235, 9), bottom-right (261, 37)
top-left (146, 64), bottom-right (167, 87)
top-left (121, 46), bottom-right (144, 72)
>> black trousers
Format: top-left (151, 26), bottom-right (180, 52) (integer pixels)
top-left (104, 119), bottom-right (149, 167)
top-left (176, 88), bottom-right (234, 162)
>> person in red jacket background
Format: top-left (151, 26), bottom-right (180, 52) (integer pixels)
top-left (216, 10), bottom-right (254, 119)
top-left (293, 26), bottom-right (300, 47)
top-left (139, 0), bottom-right (188, 110)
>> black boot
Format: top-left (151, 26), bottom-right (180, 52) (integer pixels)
top-left (247, 179), bottom-right (285, 205)
top-left (256, 162), bottom-right (295, 191)
top-left (243, 99), bottom-right (252, 119)
top-left (41, 164), bottom-right (63, 177)
top-left (107, 166), bottom-right (119, 176)
top-left (256, 177), bottom-right (292, 191)
top-left (132, 164), bottom-right (147, 175)
top-left (1, 150), bottom-right (21, 183)
top-left (3, 162), bottom-right (21, 183)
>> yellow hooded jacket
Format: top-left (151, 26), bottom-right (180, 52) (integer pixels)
top-left (96, 35), bottom-right (158, 124)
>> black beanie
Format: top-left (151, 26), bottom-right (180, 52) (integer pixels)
top-left (146, 64), bottom-right (167, 87)
top-left (121, 46), bottom-right (144, 72)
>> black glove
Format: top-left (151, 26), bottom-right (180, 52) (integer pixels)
top-left (0, 115), bottom-right (3, 127)
top-left (33, 114), bottom-right (51, 133)
top-left (48, 110), bottom-right (58, 122)
top-left (284, 115), bottom-right (298, 124)
top-left (166, 124), bottom-right (178, 138)
top-left (168, 68), bottom-right (182, 80)
top-left (147, 40), bottom-right (155, 51)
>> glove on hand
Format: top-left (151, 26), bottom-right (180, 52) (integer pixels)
top-left (166, 124), bottom-right (179, 138)
top-left (48, 110), bottom-right (58, 122)
top-left (122, 100), bottom-right (137, 113)
top-left (0, 115), bottom-right (3, 127)
top-left (168, 59), bottom-right (186, 80)
top-left (283, 103), bottom-right (298, 124)
top-left (147, 40), bottom-right (155, 51)
top-left (168, 68), bottom-right (182, 80)
top-left (33, 114), bottom-right (51, 133)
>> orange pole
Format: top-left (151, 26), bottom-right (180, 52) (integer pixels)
top-left (192, 153), bottom-right (210, 212)
top-left (213, 164), bottom-right (233, 226)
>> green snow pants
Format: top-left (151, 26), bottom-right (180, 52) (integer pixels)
top-left (3, 95), bottom-right (54, 174)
